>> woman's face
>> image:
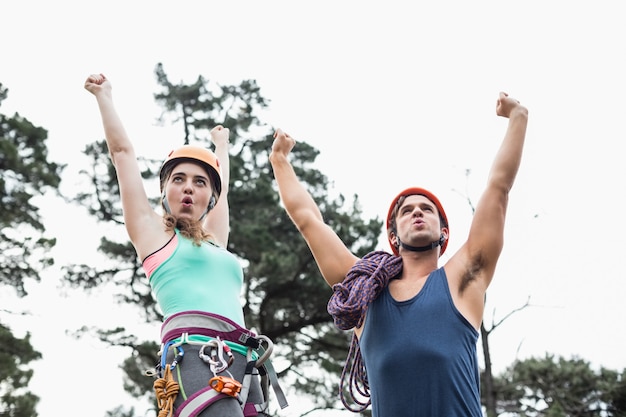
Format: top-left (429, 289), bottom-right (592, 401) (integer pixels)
top-left (164, 161), bottom-right (213, 221)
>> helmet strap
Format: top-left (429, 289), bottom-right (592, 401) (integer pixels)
top-left (162, 193), bottom-right (172, 214)
top-left (397, 234), bottom-right (445, 253)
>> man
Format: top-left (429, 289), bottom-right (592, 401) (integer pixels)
top-left (269, 92), bottom-right (528, 416)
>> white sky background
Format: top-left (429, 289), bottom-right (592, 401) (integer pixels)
top-left (1, 1), bottom-right (625, 416)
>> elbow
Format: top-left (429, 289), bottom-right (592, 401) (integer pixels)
top-left (488, 168), bottom-right (519, 196)
top-left (288, 209), bottom-right (322, 234)
top-left (108, 146), bottom-right (135, 167)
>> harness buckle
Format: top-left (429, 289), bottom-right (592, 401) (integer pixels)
top-left (209, 375), bottom-right (242, 397)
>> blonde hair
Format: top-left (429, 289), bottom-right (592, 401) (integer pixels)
top-left (163, 214), bottom-right (215, 246)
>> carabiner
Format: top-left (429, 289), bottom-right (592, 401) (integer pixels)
top-left (255, 335), bottom-right (273, 368)
top-left (199, 337), bottom-right (234, 374)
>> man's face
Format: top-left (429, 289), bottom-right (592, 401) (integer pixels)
top-left (394, 194), bottom-right (443, 250)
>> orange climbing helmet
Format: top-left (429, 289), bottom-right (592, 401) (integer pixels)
top-left (386, 187), bottom-right (449, 257)
top-left (159, 145), bottom-right (222, 197)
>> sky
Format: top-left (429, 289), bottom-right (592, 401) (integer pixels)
top-left (1, 1), bottom-right (626, 416)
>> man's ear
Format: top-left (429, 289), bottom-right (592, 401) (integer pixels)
top-left (389, 231), bottom-right (399, 248)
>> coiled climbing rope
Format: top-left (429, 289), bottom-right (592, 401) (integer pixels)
top-left (327, 250), bottom-right (403, 412)
top-left (154, 365), bottom-right (180, 417)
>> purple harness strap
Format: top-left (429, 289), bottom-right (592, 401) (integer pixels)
top-left (173, 386), bottom-right (228, 417)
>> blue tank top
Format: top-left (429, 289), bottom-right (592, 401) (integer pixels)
top-left (148, 229), bottom-right (245, 325)
top-left (359, 267), bottom-right (482, 417)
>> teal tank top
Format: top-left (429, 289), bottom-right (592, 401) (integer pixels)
top-left (148, 229), bottom-right (245, 326)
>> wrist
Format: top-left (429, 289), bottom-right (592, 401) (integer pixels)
top-left (213, 140), bottom-right (229, 149)
top-left (510, 106), bottom-right (529, 118)
top-left (269, 151), bottom-right (288, 165)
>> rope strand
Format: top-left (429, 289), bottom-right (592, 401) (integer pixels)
top-left (154, 365), bottom-right (180, 417)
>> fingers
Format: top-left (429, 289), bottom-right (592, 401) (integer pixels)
top-left (210, 125), bottom-right (230, 147)
top-left (273, 128), bottom-right (293, 141)
top-left (499, 91), bottom-right (520, 104)
top-left (496, 92), bottom-right (507, 107)
top-left (272, 129), bottom-right (296, 157)
top-left (210, 125), bottom-right (230, 142)
top-left (86, 73), bottom-right (106, 85)
top-left (496, 91), bottom-right (524, 118)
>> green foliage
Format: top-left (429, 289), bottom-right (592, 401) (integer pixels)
top-left (0, 82), bottom-right (62, 417)
top-left (104, 406), bottom-right (138, 417)
top-left (0, 322), bottom-right (42, 417)
top-left (492, 354), bottom-right (626, 416)
top-left (0, 83), bottom-right (63, 296)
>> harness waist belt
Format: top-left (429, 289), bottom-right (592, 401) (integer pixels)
top-left (161, 310), bottom-right (260, 348)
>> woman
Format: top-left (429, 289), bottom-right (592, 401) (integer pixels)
top-left (84, 73), bottom-right (287, 417)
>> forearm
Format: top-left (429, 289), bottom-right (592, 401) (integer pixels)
top-left (213, 141), bottom-right (230, 194)
top-left (202, 139), bottom-right (230, 245)
top-left (95, 93), bottom-right (135, 163)
top-left (269, 152), bottom-right (324, 225)
top-left (488, 107), bottom-right (529, 192)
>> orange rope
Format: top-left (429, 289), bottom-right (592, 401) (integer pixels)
top-left (154, 365), bottom-right (180, 417)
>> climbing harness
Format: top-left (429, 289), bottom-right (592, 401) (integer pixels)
top-left (146, 311), bottom-right (288, 417)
